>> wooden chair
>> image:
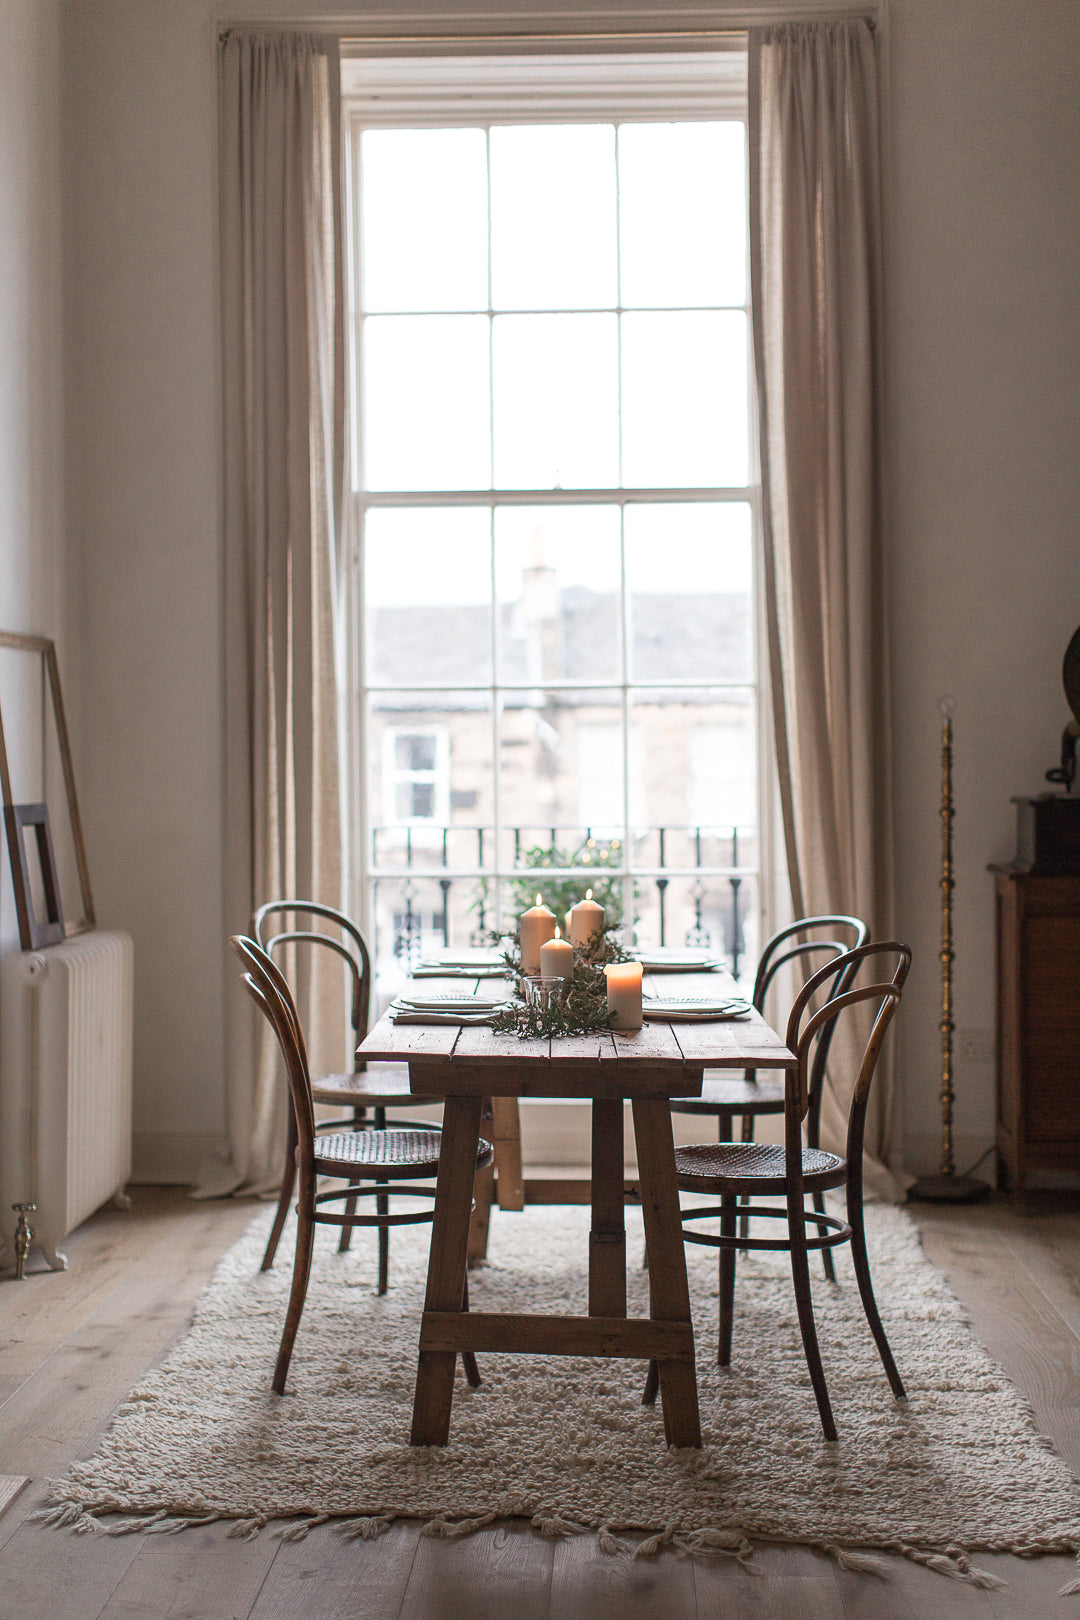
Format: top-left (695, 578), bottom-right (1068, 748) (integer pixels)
top-left (231, 935), bottom-right (493, 1394)
top-left (645, 941), bottom-right (911, 1440)
top-left (253, 900), bottom-right (441, 1286)
top-left (668, 915), bottom-right (869, 1281)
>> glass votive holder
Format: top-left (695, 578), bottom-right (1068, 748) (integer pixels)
top-left (523, 974), bottom-right (568, 1011)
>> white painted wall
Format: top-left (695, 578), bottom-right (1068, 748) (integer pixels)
top-left (54, 0), bottom-right (1080, 1179)
top-left (0, 0), bottom-right (65, 955)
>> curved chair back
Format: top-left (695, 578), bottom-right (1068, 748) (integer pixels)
top-left (253, 901), bottom-right (372, 1072)
top-left (752, 916), bottom-right (870, 1139)
top-left (231, 934), bottom-right (318, 1165)
top-left (783, 942), bottom-right (911, 1186)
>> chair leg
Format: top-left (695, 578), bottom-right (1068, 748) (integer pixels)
top-left (273, 1174), bottom-right (316, 1394)
top-left (376, 1192), bottom-right (390, 1294)
top-left (261, 1116), bottom-right (298, 1272)
top-left (718, 1193), bottom-right (738, 1367)
top-left (460, 1274), bottom-right (482, 1388)
top-left (848, 1183), bottom-right (906, 1399)
top-left (788, 1189), bottom-right (837, 1440)
top-left (814, 1191), bottom-right (837, 1282)
top-left (737, 1113), bottom-right (753, 1241)
top-left (642, 1359), bottom-right (660, 1405)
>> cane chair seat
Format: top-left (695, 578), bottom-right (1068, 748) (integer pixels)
top-left (313, 1127), bottom-right (452, 1178)
top-left (311, 1072), bottom-right (440, 1110)
top-left (674, 1140), bottom-right (846, 1195)
top-left (669, 1075), bottom-right (786, 1116)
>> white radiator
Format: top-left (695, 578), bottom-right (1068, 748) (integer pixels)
top-left (0, 930), bottom-right (133, 1270)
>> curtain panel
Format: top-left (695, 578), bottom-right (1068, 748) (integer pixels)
top-left (748, 21), bottom-right (902, 1194)
top-left (212, 31), bottom-right (347, 1195)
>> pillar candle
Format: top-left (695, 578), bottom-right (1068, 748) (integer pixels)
top-left (519, 894), bottom-right (556, 975)
top-left (568, 889), bottom-right (606, 956)
top-left (540, 926), bottom-right (574, 984)
top-left (604, 961), bottom-right (643, 1031)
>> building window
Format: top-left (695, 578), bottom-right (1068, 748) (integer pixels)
top-left (344, 51), bottom-right (761, 993)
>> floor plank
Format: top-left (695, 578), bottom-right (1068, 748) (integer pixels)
top-left (398, 1520), bottom-right (554, 1620)
top-left (97, 1520), bottom-right (281, 1620)
top-left (549, 1533), bottom-right (697, 1620)
top-left (248, 1520), bottom-right (422, 1620)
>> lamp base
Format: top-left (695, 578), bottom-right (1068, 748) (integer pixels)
top-left (907, 1173), bottom-right (992, 1204)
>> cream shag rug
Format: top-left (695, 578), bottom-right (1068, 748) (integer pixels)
top-left (40, 1202), bottom-right (1080, 1579)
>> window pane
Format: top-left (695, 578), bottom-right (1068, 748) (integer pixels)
top-left (361, 128), bottom-right (488, 312)
top-left (625, 504), bottom-right (753, 682)
top-left (633, 872), bottom-right (758, 987)
top-left (363, 316), bottom-right (490, 490)
top-left (621, 311), bottom-right (748, 487)
top-left (368, 691), bottom-right (492, 866)
top-left (498, 688), bottom-right (624, 867)
top-left (495, 506), bottom-right (622, 684)
top-left (365, 508), bottom-right (492, 686)
top-left (493, 315), bottom-right (618, 488)
top-left (618, 122), bottom-right (746, 309)
top-left (490, 125), bottom-right (617, 310)
top-left (628, 688), bottom-right (756, 835)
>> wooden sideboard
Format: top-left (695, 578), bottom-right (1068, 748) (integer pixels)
top-left (993, 866), bottom-right (1080, 1192)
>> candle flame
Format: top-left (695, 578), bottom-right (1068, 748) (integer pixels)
top-left (586, 889), bottom-right (593, 901)
top-left (536, 893), bottom-right (542, 907)
top-left (554, 925), bottom-right (562, 939)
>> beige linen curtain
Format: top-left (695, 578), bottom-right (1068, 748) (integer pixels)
top-left (748, 21), bottom-right (902, 1194)
top-left (210, 30), bottom-right (347, 1195)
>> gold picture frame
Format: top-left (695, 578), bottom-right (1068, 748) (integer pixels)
top-left (0, 630), bottom-right (95, 937)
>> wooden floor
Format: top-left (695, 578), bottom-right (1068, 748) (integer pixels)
top-left (1, 1187), bottom-right (1080, 1618)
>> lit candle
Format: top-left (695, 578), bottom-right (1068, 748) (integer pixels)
top-left (540, 926), bottom-right (574, 985)
top-left (519, 894), bottom-right (556, 975)
top-left (604, 961), bottom-right (643, 1031)
top-left (569, 888), bottom-right (606, 956)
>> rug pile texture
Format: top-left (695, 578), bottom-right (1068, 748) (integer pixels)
top-left (41, 1202), bottom-right (1080, 1569)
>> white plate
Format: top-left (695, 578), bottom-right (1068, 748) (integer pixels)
top-left (636, 949), bottom-right (726, 972)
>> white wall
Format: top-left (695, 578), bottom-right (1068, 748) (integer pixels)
top-left (0, 0), bottom-right (65, 954)
top-left (57, 0), bottom-right (1080, 1179)
top-left (886, 0), bottom-right (1080, 1175)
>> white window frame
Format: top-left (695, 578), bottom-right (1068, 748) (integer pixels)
top-left (342, 48), bottom-right (777, 998)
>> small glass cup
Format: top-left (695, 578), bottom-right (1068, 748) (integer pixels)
top-left (523, 974), bottom-right (568, 1011)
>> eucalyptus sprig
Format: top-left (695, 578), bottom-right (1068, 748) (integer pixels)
top-left (485, 926), bottom-right (635, 1039)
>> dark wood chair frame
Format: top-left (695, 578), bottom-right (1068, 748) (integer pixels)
top-left (669, 914), bottom-right (869, 1280)
top-left (253, 900), bottom-right (440, 1286)
top-left (647, 941), bottom-right (912, 1440)
top-left (231, 934), bottom-right (492, 1394)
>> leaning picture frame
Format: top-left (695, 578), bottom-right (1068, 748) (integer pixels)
top-left (5, 802), bottom-right (66, 949)
top-left (0, 630), bottom-right (95, 937)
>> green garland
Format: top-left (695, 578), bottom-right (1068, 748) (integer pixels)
top-left (487, 928), bottom-right (634, 1039)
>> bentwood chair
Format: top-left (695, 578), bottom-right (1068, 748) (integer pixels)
top-left (646, 942), bottom-right (911, 1440)
top-left (668, 915), bottom-right (869, 1280)
top-left (253, 901), bottom-right (441, 1286)
top-left (232, 935), bottom-right (493, 1394)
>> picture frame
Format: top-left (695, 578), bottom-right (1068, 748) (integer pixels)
top-left (0, 630), bottom-right (95, 938)
top-left (5, 802), bottom-right (65, 949)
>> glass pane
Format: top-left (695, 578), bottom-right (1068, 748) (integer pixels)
top-left (372, 874), bottom-right (494, 1004)
top-left (363, 315), bottom-right (490, 490)
top-left (497, 688), bottom-right (625, 869)
top-left (361, 129), bottom-right (488, 312)
top-left (492, 315), bottom-right (618, 488)
top-left (618, 122), bottom-right (746, 309)
top-left (495, 506), bottom-right (622, 684)
top-left (627, 688), bottom-right (756, 838)
top-left (621, 311), bottom-right (748, 487)
top-left (368, 690), bottom-right (493, 870)
top-left (365, 508), bottom-right (492, 686)
top-left (632, 873), bottom-right (758, 988)
top-left (490, 125), bottom-right (617, 310)
top-left (624, 504), bottom-right (753, 682)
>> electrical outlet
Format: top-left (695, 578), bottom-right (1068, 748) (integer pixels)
top-left (956, 1028), bottom-right (994, 1064)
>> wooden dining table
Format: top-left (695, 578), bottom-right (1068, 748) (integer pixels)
top-left (357, 970), bottom-right (796, 1450)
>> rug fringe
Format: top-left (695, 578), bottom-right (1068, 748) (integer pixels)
top-left (898, 1543), bottom-right (1007, 1590)
top-left (531, 1513), bottom-right (589, 1539)
top-left (227, 1515), bottom-right (267, 1541)
top-left (335, 1515), bottom-right (395, 1541)
top-left (273, 1514), bottom-right (330, 1542)
top-left (823, 1543), bottom-right (889, 1576)
top-left (673, 1528), bottom-right (755, 1565)
top-left (1059, 1551), bottom-right (1080, 1596)
top-left (421, 1511), bottom-right (499, 1540)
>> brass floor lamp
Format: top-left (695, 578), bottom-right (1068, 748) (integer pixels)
top-left (908, 698), bottom-right (991, 1203)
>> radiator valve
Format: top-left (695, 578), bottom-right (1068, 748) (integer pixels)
top-left (11, 1204), bottom-right (36, 1281)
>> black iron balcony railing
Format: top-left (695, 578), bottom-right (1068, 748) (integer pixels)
top-left (370, 821), bottom-right (756, 980)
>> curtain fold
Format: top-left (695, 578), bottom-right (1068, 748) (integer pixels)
top-left (748, 21), bottom-right (902, 1195)
top-left (209, 30), bottom-right (346, 1196)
